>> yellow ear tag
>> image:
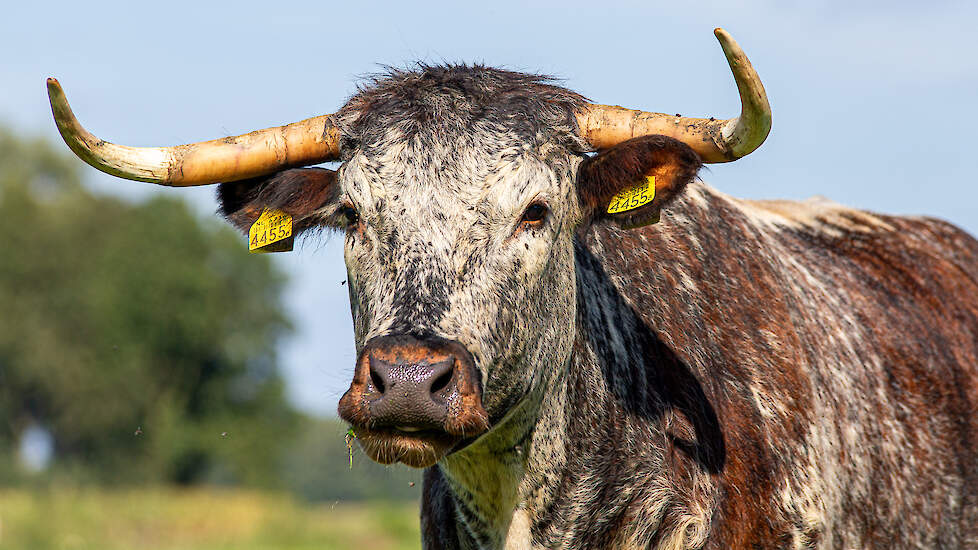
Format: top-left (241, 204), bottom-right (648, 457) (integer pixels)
top-left (249, 209), bottom-right (294, 253)
top-left (607, 175), bottom-right (655, 214)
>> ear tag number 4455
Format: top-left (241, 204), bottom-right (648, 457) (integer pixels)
top-left (249, 209), bottom-right (294, 253)
top-left (607, 176), bottom-right (655, 214)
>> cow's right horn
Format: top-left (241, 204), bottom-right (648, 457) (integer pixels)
top-left (46, 78), bottom-right (341, 186)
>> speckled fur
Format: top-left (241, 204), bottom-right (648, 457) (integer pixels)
top-left (219, 65), bottom-right (978, 549)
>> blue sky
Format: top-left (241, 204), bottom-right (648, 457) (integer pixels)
top-left (3, 1), bottom-right (976, 416)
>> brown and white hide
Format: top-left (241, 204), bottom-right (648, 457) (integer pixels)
top-left (422, 183), bottom-right (978, 549)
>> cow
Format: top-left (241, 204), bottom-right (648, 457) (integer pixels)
top-left (47, 28), bottom-right (978, 549)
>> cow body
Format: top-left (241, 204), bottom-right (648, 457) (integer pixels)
top-left (203, 65), bottom-right (978, 549)
top-left (421, 183), bottom-right (978, 549)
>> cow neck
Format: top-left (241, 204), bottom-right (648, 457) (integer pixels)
top-left (507, 230), bottom-right (724, 549)
top-left (433, 235), bottom-right (652, 549)
top-left (458, 234), bottom-right (687, 549)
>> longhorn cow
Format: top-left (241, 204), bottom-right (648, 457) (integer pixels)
top-left (48, 29), bottom-right (978, 550)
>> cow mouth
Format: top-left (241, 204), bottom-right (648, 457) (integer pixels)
top-left (351, 425), bottom-right (467, 468)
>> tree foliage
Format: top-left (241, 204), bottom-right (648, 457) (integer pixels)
top-left (0, 128), bottom-right (296, 485)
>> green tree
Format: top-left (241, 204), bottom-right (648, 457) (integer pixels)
top-left (0, 127), bottom-right (296, 486)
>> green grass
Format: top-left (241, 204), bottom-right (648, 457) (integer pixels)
top-left (0, 487), bottom-right (420, 550)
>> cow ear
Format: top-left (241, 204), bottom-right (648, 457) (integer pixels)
top-left (217, 167), bottom-right (338, 234)
top-left (577, 135), bottom-right (702, 228)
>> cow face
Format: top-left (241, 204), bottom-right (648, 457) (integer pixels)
top-left (331, 129), bottom-right (584, 468)
top-left (218, 67), bottom-right (701, 468)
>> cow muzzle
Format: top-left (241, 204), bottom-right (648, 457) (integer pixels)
top-left (337, 334), bottom-right (489, 468)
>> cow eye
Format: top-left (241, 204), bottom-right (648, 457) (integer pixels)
top-left (340, 204), bottom-right (360, 226)
top-left (521, 202), bottom-right (548, 224)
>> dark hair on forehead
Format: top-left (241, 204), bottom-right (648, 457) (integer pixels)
top-left (335, 64), bottom-right (589, 156)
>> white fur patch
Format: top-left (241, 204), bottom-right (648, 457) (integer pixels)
top-left (503, 509), bottom-right (533, 550)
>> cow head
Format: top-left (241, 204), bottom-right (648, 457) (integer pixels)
top-left (47, 29), bottom-right (769, 468)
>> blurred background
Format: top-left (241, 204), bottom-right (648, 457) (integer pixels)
top-left (1, 1), bottom-right (975, 548)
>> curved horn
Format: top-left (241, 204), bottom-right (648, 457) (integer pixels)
top-left (46, 78), bottom-right (341, 186)
top-left (576, 28), bottom-right (771, 163)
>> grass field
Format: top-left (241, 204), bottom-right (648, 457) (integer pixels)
top-left (0, 488), bottom-right (420, 550)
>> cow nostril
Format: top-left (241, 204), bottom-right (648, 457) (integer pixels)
top-left (430, 368), bottom-right (453, 395)
top-left (369, 366), bottom-right (386, 394)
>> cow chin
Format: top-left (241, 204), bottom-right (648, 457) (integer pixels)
top-left (353, 427), bottom-right (461, 468)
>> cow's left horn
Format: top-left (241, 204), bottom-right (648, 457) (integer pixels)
top-left (576, 28), bottom-right (771, 163)
top-left (46, 78), bottom-right (341, 186)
